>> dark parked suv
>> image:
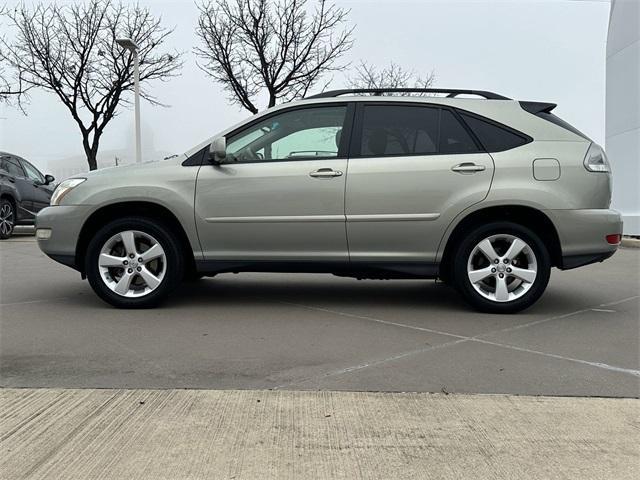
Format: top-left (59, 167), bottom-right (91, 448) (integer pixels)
top-left (0, 152), bottom-right (56, 239)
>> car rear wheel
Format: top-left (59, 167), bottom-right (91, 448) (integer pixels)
top-left (453, 222), bottom-right (551, 313)
top-left (85, 217), bottom-right (184, 308)
top-left (0, 199), bottom-right (15, 239)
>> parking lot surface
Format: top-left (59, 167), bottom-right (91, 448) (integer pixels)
top-left (1, 235), bottom-right (639, 397)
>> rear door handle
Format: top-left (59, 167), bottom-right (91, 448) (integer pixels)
top-left (309, 168), bottom-right (343, 179)
top-left (451, 162), bottom-right (486, 173)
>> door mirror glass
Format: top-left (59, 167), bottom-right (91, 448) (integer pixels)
top-left (44, 174), bottom-right (55, 185)
top-left (208, 137), bottom-right (227, 164)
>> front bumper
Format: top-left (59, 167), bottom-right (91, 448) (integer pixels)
top-left (545, 208), bottom-right (623, 270)
top-left (35, 205), bottom-right (92, 270)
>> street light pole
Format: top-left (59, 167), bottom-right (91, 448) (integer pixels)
top-left (116, 38), bottom-right (141, 164)
top-left (133, 50), bottom-right (141, 164)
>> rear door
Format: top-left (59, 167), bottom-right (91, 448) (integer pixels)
top-left (345, 102), bottom-right (494, 263)
top-left (1, 156), bottom-right (37, 220)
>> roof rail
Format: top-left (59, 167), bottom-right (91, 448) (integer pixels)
top-left (307, 88), bottom-right (511, 100)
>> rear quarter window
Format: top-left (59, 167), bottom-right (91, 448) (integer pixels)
top-left (459, 112), bottom-right (531, 152)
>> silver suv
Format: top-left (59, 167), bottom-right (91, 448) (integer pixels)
top-left (36, 88), bottom-right (622, 313)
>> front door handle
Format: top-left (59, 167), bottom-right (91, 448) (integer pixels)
top-left (451, 162), bottom-right (486, 173)
top-left (309, 168), bottom-right (343, 179)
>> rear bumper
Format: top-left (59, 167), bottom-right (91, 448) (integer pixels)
top-left (546, 208), bottom-right (622, 270)
top-left (560, 250), bottom-right (616, 270)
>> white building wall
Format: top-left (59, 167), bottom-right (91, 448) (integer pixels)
top-left (606, 0), bottom-right (640, 235)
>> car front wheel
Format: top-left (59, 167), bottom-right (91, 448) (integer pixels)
top-left (85, 217), bottom-right (184, 308)
top-left (453, 222), bottom-right (551, 314)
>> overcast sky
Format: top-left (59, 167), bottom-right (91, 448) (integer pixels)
top-left (0, 0), bottom-right (611, 172)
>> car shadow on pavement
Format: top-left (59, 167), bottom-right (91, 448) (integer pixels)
top-left (163, 274), bottom-right (588, 316)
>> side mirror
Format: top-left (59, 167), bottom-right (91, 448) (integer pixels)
top-left (44, 174), bottom-right (55, 185)
top-left (208, 137), bottom-right (227, 164)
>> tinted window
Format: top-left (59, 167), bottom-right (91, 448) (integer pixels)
top-left (360, 105), bottom-right (438, 156)
top-left (359, 105), bottom-right (481, 157)
top-left (460, 113), bottom-right (529, 152)
top-left (439, 110), bottom-right (480, 154)
top-left (0, 157), bottom-right (25, 177)
top-left (226, 106), bottom-right (347, 162)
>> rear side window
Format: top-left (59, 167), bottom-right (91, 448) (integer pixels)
top-left (439, 110), bottom-right (480, 154)
top-left (0, 157), bottom-right (25, 177)
top-left (459, 113), bottom-right (530, 152)
top-left (358, 105), bottom-right (480, 157)
top-left (360, 105), bottom-right (439, 156)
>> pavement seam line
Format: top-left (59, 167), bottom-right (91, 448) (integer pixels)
top-left (272, 300), bottom-right (468, 340)
top-left (272, 296), bottom-right (640, 388)
top-left (0, 296), bottom-right (73, 307)
top-left (272, 338), bottom-right (470, 390)
top-left (470, 338), bottom-right (640, 378)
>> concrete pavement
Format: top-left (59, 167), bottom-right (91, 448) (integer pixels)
top-left (2, 388), bottom-right (638, 480)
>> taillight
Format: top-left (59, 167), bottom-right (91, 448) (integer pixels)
top-left (584, 143), bottom-right (611, 173)
top-left (606, 234), bottom-right (621, 245)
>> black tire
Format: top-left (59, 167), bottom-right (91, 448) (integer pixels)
top-left (0, 198), bottom-right (16, 239)
top-left (453, 222), bottom-right (551, 314)
top-left (85, 217), bottom-right (184, 308)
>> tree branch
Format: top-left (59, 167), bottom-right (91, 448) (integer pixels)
top-left (0, 0), bottom-right (183, 170)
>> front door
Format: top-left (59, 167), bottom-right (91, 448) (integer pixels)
top-left (345, 102), bottom-right (494, 263)
top-left (195, 104), bottom-right (353, 262)
top-left (20, 159), bottom-right (53, 212)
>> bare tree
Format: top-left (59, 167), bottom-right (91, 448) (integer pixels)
top-left (195, 0), bottom-right (353, 114)
top-left (0, 0), bottom-right (182, 170)
top-left (349, 61), bottom-right (435, 94)
top-left (0, 4), bottom-right (29, 107)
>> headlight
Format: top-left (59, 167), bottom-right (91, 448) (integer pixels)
top-left (50, 178), bottom-right (86, 206)
top-left (583, 143), bottom-right (610, 173)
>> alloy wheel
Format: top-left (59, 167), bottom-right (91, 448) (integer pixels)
top-left (98, 230), bottom-right (167, 297)
top-left (0, 203), bottom-right (15, 237)
top-left (466, 234), bottom-right (537, 303)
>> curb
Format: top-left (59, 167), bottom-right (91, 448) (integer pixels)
top-left (621, 236), bottom-right (640, 248)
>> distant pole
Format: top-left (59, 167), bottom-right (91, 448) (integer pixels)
top-left (116, 38), bottom-right (141, 163)
top-left (133, 51), bottom-right (141, 164)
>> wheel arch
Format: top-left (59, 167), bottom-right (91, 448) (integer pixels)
top-left (75, 201), bottom-right (196, 277)
top-left (438, 204), bottom-right (562, 281)
top-left (0, 192), bottom-right (17, 207)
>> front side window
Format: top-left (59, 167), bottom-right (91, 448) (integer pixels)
top-left (226, 106), bottom-right (347, 163)
top-left (21, 160), bottom-right (45, 183)
top-left (358, 105), bottom-right (481, 157)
